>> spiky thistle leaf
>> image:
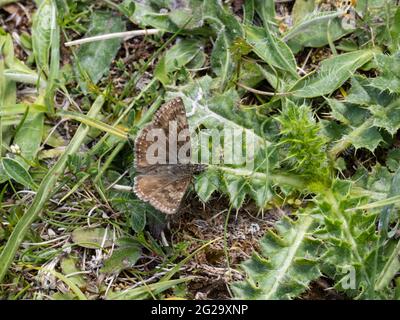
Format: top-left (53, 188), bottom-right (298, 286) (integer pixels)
top-left (231, 215), bottom-right (322, 300)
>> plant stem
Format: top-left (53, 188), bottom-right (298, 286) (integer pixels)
top-left (64, 29), bottom-right (161, 46)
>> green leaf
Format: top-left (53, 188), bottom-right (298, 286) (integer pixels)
top-left (349, 127), bottom-right (383, 152)
top-left (195, 168), bottom-right (220, 202)
top-left (60, 256), bottom-right (86, 289)
top-left (316, 180), bottom-right (393, 299)
top-left (243, 0), bottom-right (254, 25)
top-left (232, 215), bottom-right (321, 299)
top-left (13, 112), bottom-right (44, 169)
top-left (370, 101), bottom-right (400, 136)
top-left (155, 39), bottom-right (203, 85)
top-left (205, 0), bottom-right (243, 87)
top-left (107, 181), bottom-right (154, 233)
top-left (254, 0), bottom-right (275, 26)
top-left (210, 30), bottom-right (233, 86)
top-left (285, 11), bottom-right (352, 51)
top-left (370, 52), bottom-right (400, 94)
top-left (1, 157), bottom-right (37, 190)
top-left (375, 240), bottom-right (400, 292)
top-left (245, 25), bottom-right (298, 78)
top-left (71, 227), bottom-right (114, 249)
top-left (0, 33), bottom-right (16, 157)
top-left (74, 11), bottom-right (126, 92)
top-left (276, 101), bottom-right (329, 182)
top-left (118, 0), bottom-right (136, 18)
top-left (132, 0), bottom-right (204, 31)
top-left (130, 206), bottom-right (147, 233)
top-left (0, 33), bottom-right (16, 106)
top-left (32, 0), bottom-right (57, 75)
top-left (389, 7), bottom-right (400, 52)
top-left (292, 0), bottom-right (315, 26)
top-left (328, 76), bottom-right (400, 155)
top-left (290, 49), bottom-right (377, 98)
top-left (224, 173), bottom-right (247, 208)
top-left (101, 239), bottom-right (142, 274)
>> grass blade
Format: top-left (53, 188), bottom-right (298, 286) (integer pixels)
top-left (0, 95), bottom-right (105, 283)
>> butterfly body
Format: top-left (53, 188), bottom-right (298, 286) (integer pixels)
top-left (133, 98), bottom-right (205, 214)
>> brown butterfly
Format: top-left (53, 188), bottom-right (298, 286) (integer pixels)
top-left (133, 98), bottom-right (205, 214)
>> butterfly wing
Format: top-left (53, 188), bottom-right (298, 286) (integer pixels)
top-left (134, 98), bottom-right (190, 171)
top-left (134, 98), bottom-right (193, 214)
top-left (133, 174), bottom-right (191, 214)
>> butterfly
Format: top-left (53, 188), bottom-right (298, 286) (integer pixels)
top-left (133, 98), bottom-right (205, 214)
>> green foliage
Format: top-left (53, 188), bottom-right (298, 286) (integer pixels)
top-left (167, 76), bottom-right (279, 208)
top-left (315, 179), bottom-right (400, 299)
top-left (285, 11), bottom-right (352, 51)
top-left (289, 49), bottom-right (377, 98)
top-left (71, 227), bottom-right (114, 249)
top-left (276, 100), bottom-right (329, 184)
top-left (32, 0), bottom-right (57, 75)
top-left (1, 158), bottom-right (38, 190)
top-left (245, 25), bottom-right (298, 78)
top-left (2, 0), bottom-right (400, 300)
top-left (370, 52), bottom-right (400, 94)
top-left (232, 215), bottom-right (322, 299)
top-left (74, 11), bottom-right (126, 92)
top-left (155, 39), bottom-right (205, 85)
top-left (327, 73), bottom-right (400, 155)
top-left (101, 238), bottom-right (142, 274)
top-left (32, 0), bottom-right (60, 112)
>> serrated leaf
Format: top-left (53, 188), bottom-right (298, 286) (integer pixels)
top-left (245, 25), bottom-right (298, 78)
top-left (349, 126), bottom-right (383, 152)
top-left (370, 52), bottom-right (400, 94)
top-left (370, 101), bottom-right (400, 135)
top-left (232, 215), bottom-right (321, 300)
top-left (328, 76), bottom-right (400, 155)
top-left (327, 98), bottom-right (369, 126)
top-left (345, 76), bottom-right (371, 105)
top-left (290, 49), bottom-right (377, 98)
top-left (224, 173), bottom-right (247, 208)
top-left (195, 168), bottom-right (220, 202)
top-left (316, 180), bottom-right (396, 299)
